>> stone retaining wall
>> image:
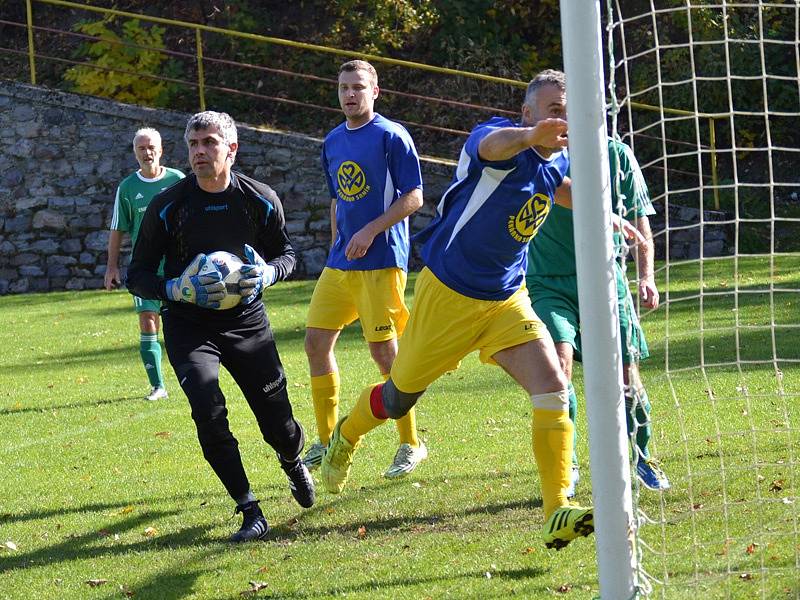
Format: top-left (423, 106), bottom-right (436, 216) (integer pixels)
top-left (0, 80), bottom-right (739, 295)
top-left (649, 202), bottom-right (732, 260)
top-left (0, 81), bottom-right (453, 294)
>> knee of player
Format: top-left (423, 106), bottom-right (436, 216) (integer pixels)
top-left (543, 367), bottom-right (569, 392)
top-left (304, 328), bottom-right (334, 358)
top-left (368, 340), bottom-right (397, 373)
top-left (382, 379), bottom-right (424, 419)
top-left (194, 409), bottom-right (233, 443)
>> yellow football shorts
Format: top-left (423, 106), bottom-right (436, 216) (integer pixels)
top-left (390, 267), bottom-right (549, 393)
top-left (306, 267), bottom-right (409, 343)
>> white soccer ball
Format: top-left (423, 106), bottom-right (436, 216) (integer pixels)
top-left (199, 250), bottom-right (244, 310)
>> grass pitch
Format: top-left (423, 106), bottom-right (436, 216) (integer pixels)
top-left (0, 258), bottom-right (797, 599)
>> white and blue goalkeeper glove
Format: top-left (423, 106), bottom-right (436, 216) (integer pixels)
top-left (165, 253), bottom-right (226, 309)
top-left (238, 244), bottom-right (277, 305)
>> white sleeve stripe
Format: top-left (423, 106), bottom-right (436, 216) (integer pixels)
top-left (436, 147), bottom-right (471, 216)
top-left (444, 166), bottom-right (511, 251)
top-left (383, 165), bottom-right (396, 244)
top-left (110, 185), bottom-right (122, 229)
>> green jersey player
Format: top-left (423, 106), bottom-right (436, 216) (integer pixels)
top-left (526, 137), bottom-right (670, 494)
top-left (105, 128), bottom-right (184, 401)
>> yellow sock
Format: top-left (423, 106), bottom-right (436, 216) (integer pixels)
top-left (378, 373), bottom-right (420, 447)
top-left (341, 382), bottom-right (387, 445)
top-left (394, 409), bottom-right (419, 447)
top-left (311, 372), bottom-right (340, 444)
top-left (532, 406), bottom-right (574, 519)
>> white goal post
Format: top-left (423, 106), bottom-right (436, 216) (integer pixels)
top-left (560, 2), bottom-right (639, 599)
top-left (562, 1), bottom-right (799, 598)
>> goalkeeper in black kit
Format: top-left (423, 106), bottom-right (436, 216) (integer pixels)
top-left (127, 110), bottom-right (315, 542)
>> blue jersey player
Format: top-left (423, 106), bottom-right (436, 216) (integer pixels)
top-left (321, 69), bottom-right (596, 550)
top-left (303, 60), bottom-right (427, 479)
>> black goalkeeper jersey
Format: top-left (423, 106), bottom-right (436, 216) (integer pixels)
top-left (126, 170), bottom-right (295, 319)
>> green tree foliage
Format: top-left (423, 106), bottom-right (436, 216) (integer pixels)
top-left (420, 0), bottom-right (562, 78)
top-left (63, 17), bottom-right (180, 106)
top-left (323, 0), bottom-right (438, 54)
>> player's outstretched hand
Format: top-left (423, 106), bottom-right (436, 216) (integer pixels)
top-left (238, 244), bottom-right (277, 304)
top-left (530, 118), bottom-right (568, 149)
top-left (165, 253), bottom-right (226, 309)
top-left (611, 215), bottom-right (647, 246)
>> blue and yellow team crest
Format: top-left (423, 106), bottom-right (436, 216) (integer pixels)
top-left (336, 161), bottom-right (371, 202)
top-left (507, 193), bottom-right (551, 242)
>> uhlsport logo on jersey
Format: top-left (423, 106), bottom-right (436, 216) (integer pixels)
top-left (507, 193), bottom-right (551, 242)
top-left (336, 161), bottom-right (370, 202)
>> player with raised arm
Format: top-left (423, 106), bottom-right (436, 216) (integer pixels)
top-left (321, 69), bottom-right (595, 550)
top-left (527, 137), bottom-right (670, 495)
top-left (126, 111), bottom-right (314, 542)
top-left (105, 128), bottom-right (184, 401)
top-left (302, 60), bottom-right (428, 479)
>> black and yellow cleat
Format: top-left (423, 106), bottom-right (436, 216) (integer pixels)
top-left (542, 505), bottom-right (594, 550)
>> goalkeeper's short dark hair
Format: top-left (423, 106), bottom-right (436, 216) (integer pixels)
top-left (184, 111), bottom-right (238, 147)
top-left (525, 69), bottom-right (566, 106)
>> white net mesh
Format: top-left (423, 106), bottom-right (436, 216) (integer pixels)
top-left (605, 1), bottom-right (799, 597)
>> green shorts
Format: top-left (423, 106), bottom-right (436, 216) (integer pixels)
top-left (527, 263), bottom-right (648, 364)
top-left (133, 295), bottom-right (161, 314)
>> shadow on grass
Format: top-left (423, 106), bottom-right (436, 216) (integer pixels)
top-left (0, 394), bottom-right (142, 416)
top-left (99, 571), bottom-right (205, 600)
top-left (271, 484), bottom-right (542, 542)
top-left (89, 304), bottom-right (139, 317)
top-left (250, 565), bottom-right (548, 599)
top-left (268, 320), bottom-right (367, 345)
top-left (0, 491), bottom-right (225, 525)
top-left (0, 345), bottom-right (143, 374)
top-left (0, 509), bottom-right (215, 574)
top-left (0, 290), bottom-right (109, 308)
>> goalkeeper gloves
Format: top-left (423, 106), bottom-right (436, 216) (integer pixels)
top-left (238, 244), bottom-right (277, 304)
top-left (165, 253), bottom-right (226, 309)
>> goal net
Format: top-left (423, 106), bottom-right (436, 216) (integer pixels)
top-left (604, 1), bottom-right (800, 598)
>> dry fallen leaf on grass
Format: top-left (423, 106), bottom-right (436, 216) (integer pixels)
top-left (85, 579), bottom-right (108, 587)
top-left (357, 525), bottom-right (367, 539)
top-left (3, 541), bottom-right (17, 551)
top-left (240, 581), bottom-right (268, 596)
top-left (143, 527), bottom-right (158, 537)
top-left (154, 431), bottom-right (172, 439)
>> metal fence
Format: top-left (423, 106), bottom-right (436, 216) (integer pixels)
top-left (1, 0), bottom-right (723, 203)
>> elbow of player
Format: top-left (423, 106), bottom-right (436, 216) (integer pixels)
top-left (408, 197), bottom-right (424, 214)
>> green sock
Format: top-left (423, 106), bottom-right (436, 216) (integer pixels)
top-left (567, 382), bottom-right (578, 466)
top-left (625, 387), bottom-right (652, 460)
top-left (140, 333), bottom-right (164, 388)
